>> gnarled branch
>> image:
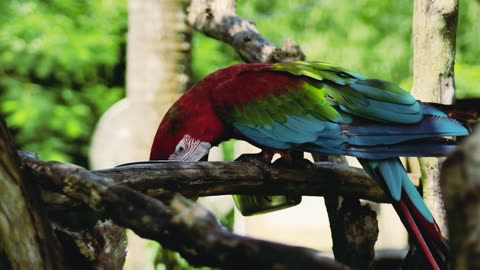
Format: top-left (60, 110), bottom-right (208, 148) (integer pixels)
top-left (27, 154), bottom-right (392, 211)
top-left (20, 151), bottom-right (345, 270)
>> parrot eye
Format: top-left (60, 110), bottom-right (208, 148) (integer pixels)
top-left (175, 144), bottom-right (186, 154)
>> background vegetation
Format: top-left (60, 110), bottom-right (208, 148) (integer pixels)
top-left (0, 0), bottom-right (126, 164)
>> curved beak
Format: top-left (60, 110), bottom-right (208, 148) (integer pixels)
top-left (199, 153), bottom-right (209, 161)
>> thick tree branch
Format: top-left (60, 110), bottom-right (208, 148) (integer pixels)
top-left (24, 153), bottom-right (394, 210)
top-left (188, 0), bottom-right (305, 63)
top-left (20, 151), bottom-right (345, 270)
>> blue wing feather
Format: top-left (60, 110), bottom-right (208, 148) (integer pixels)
top-left (359, 158), bottom-right (434, 223)
top-left (420, 103), bottom-right (448, 117)
top-left (344, 116), bottom-right (469, 146)
top-left (345, 143), bottom-right (459, 159)
top-left (233, 124), bottom-right (293, 149)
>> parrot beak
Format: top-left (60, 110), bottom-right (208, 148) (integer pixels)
top-left (199, 153), bottom-right (209, 161)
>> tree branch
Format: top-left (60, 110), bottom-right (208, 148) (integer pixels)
top-left (20, 151), bottom-right (345, 270)
top-left (24, 153), bottom-right (392, 210)
top-left (188, 0), bottom-right (305, 63)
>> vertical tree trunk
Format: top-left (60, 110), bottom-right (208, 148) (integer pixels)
top-left (90, 0), bottom-right (192, 269)
top-left (90, 0), bottom-right (192, 169)
top-left (411, 0), bottom-right (459, 233)
top-left (0, 118), bottom-right (64, 270)
top-left (318, 155), bottom-right (378, 270)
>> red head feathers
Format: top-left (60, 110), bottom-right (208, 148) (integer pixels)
top-left (149, 75), bottom-right (226, 161)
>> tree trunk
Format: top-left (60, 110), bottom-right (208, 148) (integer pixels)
top-left (411, 0), bottom-right (459, 233)
top-left (90, 0), bottom-right (192, 269)
top-left (0, 118), bottom-right (64, 270)
top-left (90, 0), bottom-right (192, 169)
top-left (441, 126), bottom-right (480, 270)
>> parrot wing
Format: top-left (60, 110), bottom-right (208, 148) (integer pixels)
top-left (213, 61), bottom-right (468, 157)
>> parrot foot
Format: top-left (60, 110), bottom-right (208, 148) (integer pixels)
top-left (233, 151), bottom-right (302, 216)
top-left (235, 152), bottom-right (273, 167)
top-left (272, 156), bottom-right (314, 172)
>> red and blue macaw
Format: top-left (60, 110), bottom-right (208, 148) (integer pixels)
top-left (150, 61), bottom-right (469, 269)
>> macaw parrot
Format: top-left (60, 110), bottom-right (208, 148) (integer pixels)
top-left (149, 61), bottom-right (469, 270)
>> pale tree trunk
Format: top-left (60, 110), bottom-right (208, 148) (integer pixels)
top-left (411, 0), bottom-right (458, 234)
top-left (90, 0), bottom-right (191, 170)
top-left (90, 0), bottom-right (192, 269)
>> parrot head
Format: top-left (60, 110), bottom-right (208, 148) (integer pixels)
top-left (149, 91), bottom-right (225, 162)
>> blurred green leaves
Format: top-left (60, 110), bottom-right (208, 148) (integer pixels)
top-left (0, 0), bottom-right (126, 165)
top-left (456, 64), bottom-right (480, 99)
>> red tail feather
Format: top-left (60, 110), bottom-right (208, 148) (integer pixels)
top-left (402, 191), bottom-right (443, 244)
top-left (392, 192), bottom-right (448, 270)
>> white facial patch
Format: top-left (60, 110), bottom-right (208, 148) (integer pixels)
top-left (168, 134), bottom-right (211, 161)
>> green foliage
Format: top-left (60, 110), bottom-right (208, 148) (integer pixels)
top-left (456, 63), bottom-right (480, 99)
top-left (221, 140), bottom-right (237, 162)
top-left (0, 0), bottom-right (126, 166)
top-left (151, 242), bottom-right (210, 270)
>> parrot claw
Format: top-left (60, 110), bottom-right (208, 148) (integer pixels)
top-left (272, 156), bottom-right (314, 171)
top-left (233, 152), bottom-right (303, 215)
top-left (235, 152), bottom-right (272, 166)
top-left (235, 153), bottom-right (274, 177)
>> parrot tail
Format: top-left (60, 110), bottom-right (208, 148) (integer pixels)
top-left (422, 102), bottom-right (478, 127)
top-left (359, 158), bottom-right (447, 270)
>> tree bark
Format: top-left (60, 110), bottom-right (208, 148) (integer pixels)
top-left (28, 156), bottom-right (394, 211)
top-left (441, 126), bottom-right (480, 270)
top-left (20, 151), bottom-right (346, 270)
top-left (325, 194), bottom-right (378, 270)
top-left (0, 118), bottom-right (64, 270)
top-left (188, 0), bottom-right (305, 63)
top-left (411, 0), bottom-right (459, 233)
top-left (316, 155), bottom-right (378, 270)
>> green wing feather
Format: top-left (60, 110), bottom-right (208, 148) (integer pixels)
top-left (269, 61), bottom-right (422, 124)
top-left (230, 80), bottom-right (348, 127)
top-left (270, 61), bottom-right (364, 85)
top-left (227, 61), bottom-right (421, 131)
